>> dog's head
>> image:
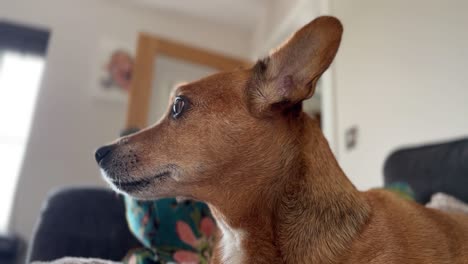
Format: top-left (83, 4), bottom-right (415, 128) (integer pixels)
top-left (96, 16), bottom-right (343, 203)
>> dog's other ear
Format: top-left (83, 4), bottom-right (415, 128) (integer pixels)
top-left (248, 16), bottom-right (343, 116)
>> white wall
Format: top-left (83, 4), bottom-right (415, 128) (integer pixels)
top-left (0, 0), bottom-right (250, 241)
top-left (330, 0), bottom-right (468, 190)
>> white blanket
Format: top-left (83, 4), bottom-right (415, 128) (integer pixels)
top-left (426, 192), bottom-right (468, 214)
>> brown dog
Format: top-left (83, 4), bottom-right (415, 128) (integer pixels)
top-left (96, 16), bottom-right (468, 263)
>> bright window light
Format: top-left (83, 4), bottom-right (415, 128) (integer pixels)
top-left (0, 51), bottom-right (45, 234)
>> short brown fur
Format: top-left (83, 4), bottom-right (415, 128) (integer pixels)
top-left (97, 16), bottom-right (468, 263)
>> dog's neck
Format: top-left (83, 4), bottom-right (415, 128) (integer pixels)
top-left (208, 115), bottom-right (371, 264)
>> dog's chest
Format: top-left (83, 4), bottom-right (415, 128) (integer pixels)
top-left (217, 219), bottom-right (246, 264)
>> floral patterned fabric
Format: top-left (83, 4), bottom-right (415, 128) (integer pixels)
top-left (384, 182), bottom-right (415, 201)
top-left (123, 197), bottom-right (216, 264)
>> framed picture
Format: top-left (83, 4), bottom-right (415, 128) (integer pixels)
top-left (91, 38), bottom-right (135, 102)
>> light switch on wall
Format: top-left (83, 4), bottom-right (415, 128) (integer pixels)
top-left (345, 126), bottom-right (358, 151)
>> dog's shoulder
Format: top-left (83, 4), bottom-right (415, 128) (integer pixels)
top-left (354, 189), bottom-right (468, 263)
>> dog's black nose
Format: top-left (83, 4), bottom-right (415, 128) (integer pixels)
top-left (95, 145), bottom-right (114, 164)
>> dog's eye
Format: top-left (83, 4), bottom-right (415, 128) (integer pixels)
top-left (172, 96), bottom-right (187, 119)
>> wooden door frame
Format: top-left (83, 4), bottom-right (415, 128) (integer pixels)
top-left (125, 33), bottom-right (249, 129)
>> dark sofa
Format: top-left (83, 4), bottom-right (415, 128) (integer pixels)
top-left (384, 137), bottom-right (468, 204)
top-left (28, 188), bottom-right (141, 263)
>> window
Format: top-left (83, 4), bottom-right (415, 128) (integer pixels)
top-left (0, 21), bottom-right (49, 234)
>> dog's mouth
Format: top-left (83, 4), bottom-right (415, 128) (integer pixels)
top-left (110, 171), bottom-right (171, 193)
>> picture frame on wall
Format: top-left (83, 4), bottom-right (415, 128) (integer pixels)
top-left (90, 37), bottom-right (135, 102)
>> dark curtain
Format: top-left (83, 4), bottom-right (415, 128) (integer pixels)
top-left (0, 20), bottom-right (50, 55)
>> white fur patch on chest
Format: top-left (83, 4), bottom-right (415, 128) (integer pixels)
top-left (217, 219), bottom-right (246, 264)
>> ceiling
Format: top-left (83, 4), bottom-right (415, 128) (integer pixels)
top-left (130, 0), bottom-right (268, 30)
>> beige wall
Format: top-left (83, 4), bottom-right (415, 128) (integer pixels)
top-left (0, 0), bottom-right (250, 241)
top-left (330, 0), bottom-right (468, 189)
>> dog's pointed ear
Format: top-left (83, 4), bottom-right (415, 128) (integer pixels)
top-left (248, 16), bottom-right (343, 116)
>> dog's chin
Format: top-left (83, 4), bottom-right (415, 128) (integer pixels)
top-left (100, 169), bottom-right (172, 198)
